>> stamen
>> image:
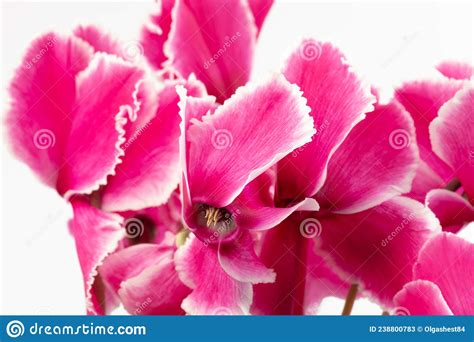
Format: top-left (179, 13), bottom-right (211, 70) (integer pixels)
top-left (196, 204), bottom-right (236, 237)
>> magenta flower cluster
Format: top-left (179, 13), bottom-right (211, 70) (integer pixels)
top-left (6, 0), bottom-right (473, 315)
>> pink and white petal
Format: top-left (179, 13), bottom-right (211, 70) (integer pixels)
top-left (277, 40), bottom-right (375, 200)
top-left (58, 54), bottom-right (145, 197)
top-left (69, 197), bottom-right (124, 315)
top-left (140, 0), bottom-right (175, 70)
top-left (395, 80), bottom-right (463, 182)
top-left (228, 169), bottom-right (319, 231)
top-left (406, 160), bottom-right (446, 202)
top-left (247, 0), bottom-right (273, 33)
top-left (100, 244), bottom-right (171, 294)
top-left (6, 32), bottom-right (93, 189)
top-left (393, 280), bottom-right (453, 315)
top-left (316, 196), bottom-right (441, 307)
top-left (101, 82), bottom-right (182, 212)
top-left (175, 235), bottom-right (252, 314)
top-left (436, 61), bottom-right (473, 80)
top-left (123, 78), bottom-right (159, 139)
top-left (109, 245), bottom-right (190, 315)
top-left (187, 75), bottom-right (314, 208)
top-left (73, 25), bottom-right (123, 56)
top-left (414, 232), bottom-right (474, 315)
top-left (316, 100), bottom-right (419, 214)
top-left (426, 189), bottom-right (474, 233)
top-left (166, 0), bottom-right (256, 102)
top-left (430, 86), bottom-right (474, 202)
top-left (218, 231), bottom-right (275, 284)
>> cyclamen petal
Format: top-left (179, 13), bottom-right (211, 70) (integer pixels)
top-left (407, 160), bottom-right (445, 202)
top-left (166, 0), bottom-right (256, 102)
top-left (58, 54), bottom-right (145, 197)
top-left (393, 280), bottom-right (453, 315)
top-left (316, 99), bottom-right (419, 214)
top-left (247, 0), bottom-right (274, 33)
top-left (100, 244), bottom-right (190, 315)
top-left (175, 235), bottom-right (253, 315)
top-left (395, 79), bottom-right (463, 183)
top-left (227, 170), bottom-right (319, 231)
top-left (414, 232), bottom-right (474, 315)
top-left (69, 197), bottom-right (124, 315)
top-left (140, 0), bottom-right (175, 70)
top-left (426, 189), bottom-right (474, 233)
top-left (6, 32), bottom-right (92, 188)
top-left (73, 25), bottom-right (123, 56)
top-left (186, 74), bottom-right (314, 208)
top-left (430, 86), bottom-right (474, 202)
top-left (278, 39), bottom-right (375, 200)
top-left (101, 81), bottom-right (183, 212)
top-left (218, 231), bottom-right (275, 284)
top-left (316, 196), bottom-right (440, 307)
top-left (436, 61), bottom-right (473, 80)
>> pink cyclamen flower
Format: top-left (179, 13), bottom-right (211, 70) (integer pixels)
top-left (396, 61), bottom-right (474, 232)
top-left (393, 232), bottom-right (473, 315)
top-left (174, 74), bottom-right (318, 314)
top-left (6, 27), bottom-right (204, 314)
top-left (140, 0), bottom-right (273, 103)
top-left (252, 39), bottom-right (440, 314)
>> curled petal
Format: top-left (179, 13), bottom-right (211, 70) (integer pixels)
top-left (101, 81), bottom-right (182, 211)
top-left (426, 189), bottom-right (474, 233)
top-left (316, 99), bottom-right (419, 214)
top-left (186, 75), bottom-right (314, 208)
top-left (100, 244), bottom-right (190, 315)
top-left (396, 80), bottom-right (463, 182)
top-left (414, 232), bottom-right (474, 315)
top-left (69, 197), bottom-right (124, 315)
top-left (6, 32), bottom-right (92, 189)
top-left (140, 0), bottom-right (175, 69)
top-left (175, 235), bottom-right (252, 314)
top-left (430, 86), bottom-right (474, 202)
top-left (278, 39), bottom-right (375, 200)
top-left (393, 280), bottom-right (453, 315)
top-left (166, 0), bottom-right (256, 102)
top-left (218, 231), bottom-right (275, 284)
top-left (58, 54), bottom-right (145, 197)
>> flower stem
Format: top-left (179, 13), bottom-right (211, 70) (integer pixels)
top-left (342, 283), bottom-right (358, 315)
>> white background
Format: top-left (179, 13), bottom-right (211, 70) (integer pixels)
top-left (1, 0), bottom-right (473, 315)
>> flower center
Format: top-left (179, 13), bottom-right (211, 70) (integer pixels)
top-left (197, 205), bottom-right (235, 233)
top-left (193, 204), bottom-right (237, 244)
